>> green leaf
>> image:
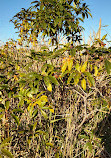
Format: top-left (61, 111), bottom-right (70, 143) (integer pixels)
top-left (1, 149), bottom-right (13, 158)
top-left (0, 114), bottom-right (4, 120)
top-left (13, 108), bottom-right (24, 113)
top-left (46, 142), bottom-right (54, 148)
top-left (27, 91), bottom-right (33, 98)
top-left (32, 109), bottom-right (38, 118)
top-left (41, 110), bottom-right (48, 119)
top-left (84, 72), bottom-right (95, 86)
top-left (44, 76), bottom-right (52, 92)
top-left (67, 72), bottom-right (75, 84)
top-left (11, 114), bottom-right (20, 126)
top-left (41, 64), bottom-right (48, 76)
top-left (35, 130), bottom-right (46, 135)
top-left (74, 73), bottom-right (81, 85)
top-left (5, 100), bottom-right (10, 110)
top-left (104, 59), bottom-right (111, 74)
top-left (48, 75), bottom-right (59, 85)
top-left (79, 135), bottom-right (89, 140)
top-left (55, 152), bottom-right (59, 158)
top-left (50, 118), bottom-right (65, 123)
top-left (33, 122), bottom-right (37, 131)
top-left (1, 137), bottom-right (12, 146)
top-left (85, 142), bottom-right (93, 153)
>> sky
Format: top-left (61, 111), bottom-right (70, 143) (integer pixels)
top-left (0, 0), bottom-right (111, 46)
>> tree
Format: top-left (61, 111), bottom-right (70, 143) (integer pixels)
top-left (10, 0), bottom-right (92, 45)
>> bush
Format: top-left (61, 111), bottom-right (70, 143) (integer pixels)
top-left (0, 42), bottom-right (111, 157)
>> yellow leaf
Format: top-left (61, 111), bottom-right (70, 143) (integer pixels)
top-left (102, 34), bottom-right (107, 40)
top-left (25, 24), bottom-right (27, 30)
top-left (107, 104), bottom-right (110, 109)
top-left (47, 83), bottom-right (52, 92)
top-left (17, 39), bottom-right (21, 42)
top-left (94, 66), bottom-right (98, 76)
top-left (20, 28), bottom-right (23, 33)
top-left (33, 41), bottom-right (35, 46)
top-left (61, 62), bottom-right (67, 73)
top-left (90, 64), bottom-right (93, 71)
top-left (81, 61), bottom-right (87, 72)
top-left (74, 73), bottom-right (81, 85)
top-left (46, 143), bottom-right (54, 147)
top-left (68, 59), bottom-right (73, 71)
top-left (49, 108), bottom-right (54, 113)
top-left (81, 78), bottom-right (86, 90)
top-left (36, 95), bottom-right (48, 107)
top-left (48, 39), bottom-right (52, 45)
top-left (41, 71), bottom-right (48, 76)
top-left (75, 63), bottom-right (81, 72)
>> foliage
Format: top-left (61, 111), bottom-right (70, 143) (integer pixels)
top-left (0, 0), bottom-right (111, 157)
top-left (10, 0), bottom-right (92, 45)
top-left (0, 40), bottom-right (111, 157)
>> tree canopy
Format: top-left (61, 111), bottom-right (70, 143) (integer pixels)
top-left (10, 0), bottom-right (92, 45)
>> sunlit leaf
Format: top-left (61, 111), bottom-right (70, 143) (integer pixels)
top-left (81, 61), bottom-right (87, 72)
top-left (49, 108), bottom-right (54, 113)
top-left (81, 78), bottom-right (86, 90)
top-left (27, 91), bottom-right (33, 98)
top-left (36, 95), bottom-right (48, 107)
top-left (46, 142), bottom-right (54, 148)
top-left (75, 63), bottom-right (81, 72)
top-left (61, 62), bottom-right (67, 73)
top-left (48, 39), bottom-right (52, 45)
top-left (41, 110), bottom-right (48, 119)
top-left (47, 83), bottom-right (52, 92)
top-left (102, 34), bottom-right (107, 40)
top-left (44, 76), bottom-right (52, 91)
top-left (94, 66), bottom-right (98, 76)
top-left (74, 73), bottom-right (81, 85)
top-left (84, 72), bottom-right (95, 86)
top-left (67, 59), bottom-right (73, 71)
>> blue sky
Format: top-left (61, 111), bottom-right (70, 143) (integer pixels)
top-left (82, 0), bottom-right (111, 44)
top-left (0, 0), bottom-right (111, 45)
top-left (0, 0), bottom-right (31, 44)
